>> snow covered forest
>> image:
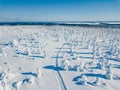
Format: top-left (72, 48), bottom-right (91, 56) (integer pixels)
top-left (0, 24), bottom-right (120, 90)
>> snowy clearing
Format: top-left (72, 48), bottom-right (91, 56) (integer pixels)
top-left (0, 25), bottom-right (120, 90)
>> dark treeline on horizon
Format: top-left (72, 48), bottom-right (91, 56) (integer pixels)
top-left (0, 22), bottom-right (120, 28)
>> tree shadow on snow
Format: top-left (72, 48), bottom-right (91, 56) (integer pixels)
top-left (73, 73), bottom-right (107, 81)
top-left (43, 65), bottom-right (62, 71)
top-left (79, 56), bottom-right (93, 59)
top-left (21, 72), bottom-right (38, 77)
top-left (73, 73), bottom-right (108, 86)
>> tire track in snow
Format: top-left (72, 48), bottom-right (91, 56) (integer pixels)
top-left (55, 43), bottom-right (67, 90)
top-left (52, 58), bottom-right (62, 90)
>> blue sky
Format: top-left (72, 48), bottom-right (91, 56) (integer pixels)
top-left (0, 0), bottom-right (120, 21)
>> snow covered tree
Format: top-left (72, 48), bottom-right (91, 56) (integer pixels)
top-left (37, 68), bottom-right (42, 78)
top-left (13, 39), bottom-right (19, 47)
top-left (61, 60), bottom-right (70, 71)
top-left (105, 64), bottom-right (113, 80)
top-left (82, 75), bottom-right (88, 85)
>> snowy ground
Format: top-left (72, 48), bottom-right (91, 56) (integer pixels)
top-left (0, 25), bottom-right (120, 90)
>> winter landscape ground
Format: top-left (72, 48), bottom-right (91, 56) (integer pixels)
top-left (0, 23), bottom-right (120, 90)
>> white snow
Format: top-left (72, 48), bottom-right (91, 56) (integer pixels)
top-left (0, 25), bottom-right (120, 90)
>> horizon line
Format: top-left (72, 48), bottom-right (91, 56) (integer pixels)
top-left (0, 20), bottom-right (120, 22)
